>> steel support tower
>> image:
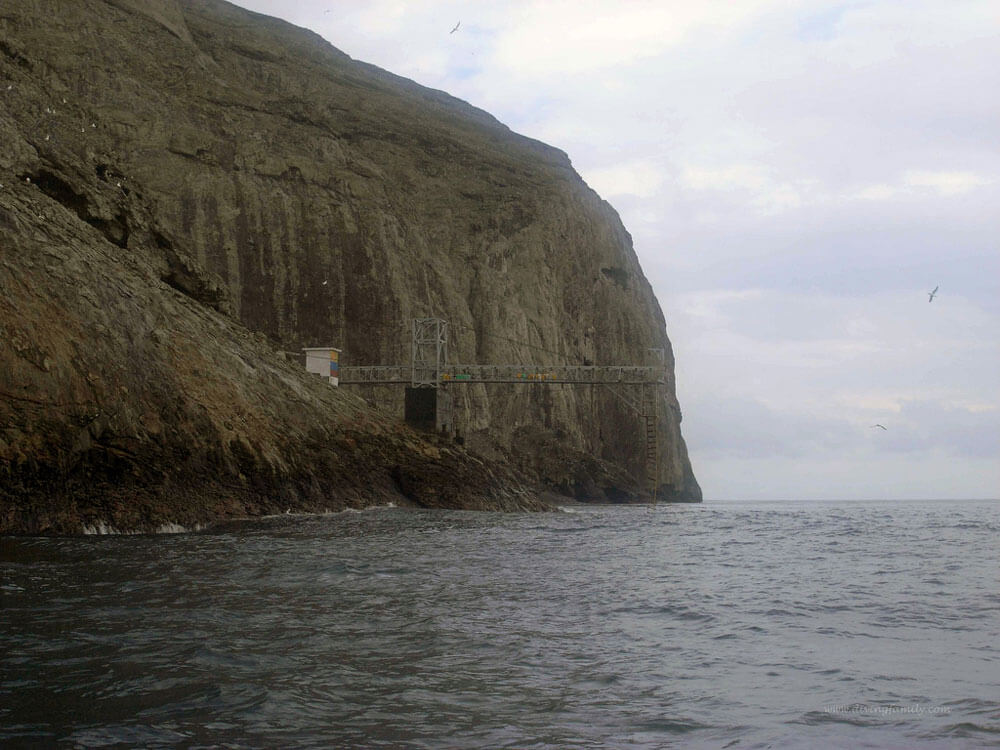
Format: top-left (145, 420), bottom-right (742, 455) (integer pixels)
top-left (411, 317), bottom-right (448, 388)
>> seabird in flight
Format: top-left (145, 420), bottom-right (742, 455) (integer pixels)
top-left (450, 21), bottom-right (460, 33)
top-left (928, 285), bottom-right (938, 302)
top-left (870, 424), bottom-right (887, 430)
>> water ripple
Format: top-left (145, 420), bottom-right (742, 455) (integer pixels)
top-left (2, 499), bottom-right (998, 748)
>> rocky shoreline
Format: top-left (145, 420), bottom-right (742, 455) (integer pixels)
top-left (2, 438), bottom-right (556, 536)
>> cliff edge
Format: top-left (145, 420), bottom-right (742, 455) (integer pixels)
top-left (0, 0), bottom-right (700, 533)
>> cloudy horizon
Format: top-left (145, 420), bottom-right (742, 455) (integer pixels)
top-left (232, 0), bottom-right (999, 501)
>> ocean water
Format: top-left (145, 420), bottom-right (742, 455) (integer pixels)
top-left (1, 499), bottom-right (998, 749)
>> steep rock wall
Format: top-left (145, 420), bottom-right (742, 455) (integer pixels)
top-left (0, 0), bottom-right (700, 518)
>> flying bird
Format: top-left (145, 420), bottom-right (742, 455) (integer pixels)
top-left (870, 424), bottom-right (887, 430)
top-left (450, 21), bottom-right (460, 33)
top-left (928, 285), bottom-right (938, 302)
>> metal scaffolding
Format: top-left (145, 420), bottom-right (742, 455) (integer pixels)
top-left (339, 317), bottom-right (667, 500)
top-left (411, 317), bottom-right (448, 388)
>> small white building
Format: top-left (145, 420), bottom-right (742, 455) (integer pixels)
top-left (303, 346), bottom-right (341, 386)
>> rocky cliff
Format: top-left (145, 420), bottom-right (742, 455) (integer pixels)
top-left (0, 0), bottom-right (700, 533)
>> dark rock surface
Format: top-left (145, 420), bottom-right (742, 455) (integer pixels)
top-left (0, 0), bottom-right (700, 533)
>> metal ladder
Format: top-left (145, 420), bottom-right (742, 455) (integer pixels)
top-left (642, 383), bottom-right (659, 500)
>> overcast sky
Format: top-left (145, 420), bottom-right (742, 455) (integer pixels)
top-left (232, 0), bottom-right (999, 501)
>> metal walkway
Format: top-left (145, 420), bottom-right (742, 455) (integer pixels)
top-left (335, 318), bottom-right (665, 498)
top-left (339, 364), bottom-right (664, 386)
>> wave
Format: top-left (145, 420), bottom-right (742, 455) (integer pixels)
top-left (80, 521), bottom-right (204, 535)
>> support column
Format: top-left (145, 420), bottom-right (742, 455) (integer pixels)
top-left (406, 317), bottom-right (453, 434)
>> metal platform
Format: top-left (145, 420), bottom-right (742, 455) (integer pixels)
top-left (329, 317), bottom-right (666, 500)
top-left (339, 364), bottom-right (665, 386)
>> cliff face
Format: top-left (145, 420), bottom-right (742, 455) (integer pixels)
top-left (0, 0), bottom-right (700, 532)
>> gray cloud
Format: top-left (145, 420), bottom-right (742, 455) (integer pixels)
top-left (684, 395), bottom-right (999, 462)
top-left (882, 400), bottom-right (1000, 459)
top-left (680, 396), bottom-right (856, 459)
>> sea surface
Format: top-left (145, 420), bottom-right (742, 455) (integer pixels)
top-left (1, 499), bottom-right (998, 749)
